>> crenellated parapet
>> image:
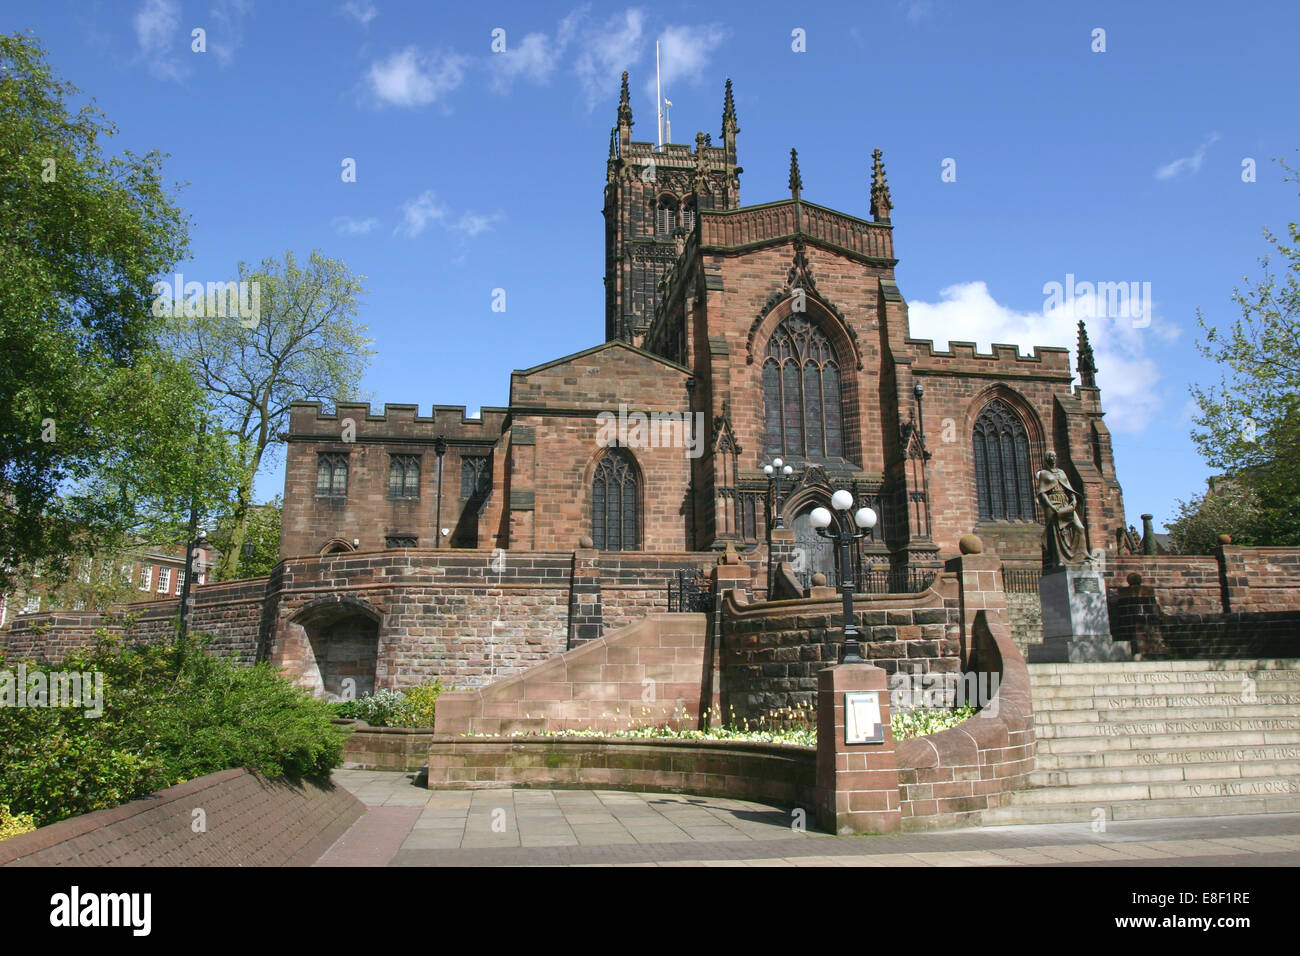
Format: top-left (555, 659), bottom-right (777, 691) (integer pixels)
top-left (287, 401), bottom-right (508, 445)
top-left (906, 340), bottom-right (1073, 379)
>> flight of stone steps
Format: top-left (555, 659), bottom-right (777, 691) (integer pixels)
top-left (976, 659), bottom-right (1300, 826)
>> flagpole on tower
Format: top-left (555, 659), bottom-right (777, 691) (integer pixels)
top-left (655, 41), bottom-right (663, 150)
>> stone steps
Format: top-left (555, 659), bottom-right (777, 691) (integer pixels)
top-left (1028, 692), bottom-right (1300, 711)
top-left (1036, 743), bottom-right (1300, 771)
top-left (977, 793), bottom-right (1300, 826)
top-left (972, 658), bottom-right (1300, 827)
top-left (1039, 729), bottom-right (1300, 753)
top-left (1026, 761), bottom-right (1300, 789)
top-left (1035, 703), bottom-right (1300, 724)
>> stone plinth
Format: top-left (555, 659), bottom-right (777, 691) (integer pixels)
top-left (1029, 566), bottom-right (1131, 662)
top-left (814, 663), bottom-right (901, 835)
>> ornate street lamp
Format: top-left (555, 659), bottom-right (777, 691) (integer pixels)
top-left (763, 457), bottom-right (794, 529)
top-left (810, 489), bottom-right (877, 663)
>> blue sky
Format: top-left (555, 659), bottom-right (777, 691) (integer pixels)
top-left (10, 0), bottom-right (1299, 530)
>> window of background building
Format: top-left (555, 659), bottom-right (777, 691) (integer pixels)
top-left (388, 454), bottom-right (421, 498)
top-left (316, 453), bottom-right (349, 496)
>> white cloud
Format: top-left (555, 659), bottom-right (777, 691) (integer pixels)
top-left (902, 0), bottom-right (935, 23)
top-left (451, 212), bottom-right (502, 237)
top-left (1155, 132), bottom-right (1221, 180)
top-left (333, 216), bottom-right (379, 235)
top-left (641, 23), bottom-right (726, 103)
top-left (393, 193), bottom-right (500, 241)
top-left (488, 11), bottom-right (582, 91)
top-left (209, 0), bottom-right (253, 68)
top-left (366, 47), bottom-right (468, 108)
top-left (574, 8), bottom-right (645, 109)
top-left (395, 190), bottom-right (447, 238)
top-left (341, 1), bottom-right (378, 26)
top-left (907, 280), bottom-right (1177, 433)
top-left (134, 0), bottom-right (186, 80)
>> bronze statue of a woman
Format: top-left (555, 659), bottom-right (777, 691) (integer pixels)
top-left (1037, 451), bottom-right (1085, 569)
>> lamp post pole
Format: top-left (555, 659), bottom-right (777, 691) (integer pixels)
top-left (762, 457), bottom-right (794, 530)
top-left (811, 490), bottom-right (878, 663)
top-left (434, 436), bottom-right (447, 549)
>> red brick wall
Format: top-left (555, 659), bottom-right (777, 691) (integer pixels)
top-left (1222, 546), bottom-right (1300, 612)
top-left (2, 577), bottom-right (268, 664)
top-left (1105, 555), bottom-right (1223, 613)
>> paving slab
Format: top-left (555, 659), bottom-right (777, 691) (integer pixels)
top-left (324, 770), bottom-right (1300, 867)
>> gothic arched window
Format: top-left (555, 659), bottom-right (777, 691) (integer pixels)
top-left (592, 449), bottom-right (639, 551)
top-left (762, 315), bottom-right (844, 460)
top-left (316, 453), bottom-right (348, 496)
top-left (972, 399), bottom-right (1034, 521)
top-left (388, 454), bottom-right (420, 498)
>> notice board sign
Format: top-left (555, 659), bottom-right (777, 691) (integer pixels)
top-left (844, 691), bottom-right (884, 744)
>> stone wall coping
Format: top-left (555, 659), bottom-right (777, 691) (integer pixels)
top-left (721, 579), bottom-right (950, 619)
top-left (330, 719), bottom-right (445, 735)
top-left (427, 734), bottom-right (815, 758)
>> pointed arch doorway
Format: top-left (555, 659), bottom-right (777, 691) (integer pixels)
top-left (790, 503), bottom-right (837, 588)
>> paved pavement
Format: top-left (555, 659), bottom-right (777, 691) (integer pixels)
top-left (315, 769), bottom-right (1300, 867)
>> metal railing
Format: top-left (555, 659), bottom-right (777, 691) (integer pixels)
top-left (1001, 567), bottom-right (1040, 593)
top-left (667, 570), bottom-right (714, 613)
top-left (857, 567), bottom-right (937, 595)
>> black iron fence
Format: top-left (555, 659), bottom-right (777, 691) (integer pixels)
top-left (858, 567), bottom-right (937, 594)
top-left (1002, 567), bottom-right (1040, 593)
top-left (804, 565), bottom-right (936, 594)
top-left (667, 570), bottom-right (715, 613)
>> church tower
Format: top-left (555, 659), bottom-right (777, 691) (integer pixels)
top-left (603, 74), bottom-right (742, 344)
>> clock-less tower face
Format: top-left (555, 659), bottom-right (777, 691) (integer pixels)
top-left (602, 75), bottom-right (741, 346)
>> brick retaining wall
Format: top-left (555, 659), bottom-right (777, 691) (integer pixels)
top-left (719, 575), bottom-right (962, 724)
top-left (0, 769), bottom-right (362, 866)
top-left (3, 578), bottom-right (269, 665)
top-left (339, 722), bottom-right (442, 771)
top-left (426, 736), bottom-right (816, 809)
top-left (894, 555), bottom-right (1036, 830)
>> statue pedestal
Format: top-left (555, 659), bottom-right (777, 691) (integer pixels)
top-left (1028, 566), bottom-right (1132, 662)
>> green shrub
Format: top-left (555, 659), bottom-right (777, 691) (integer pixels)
top-left (0, 803), bottom-right (36, 841)
top-left (0, 632), bottom-right (344, 828)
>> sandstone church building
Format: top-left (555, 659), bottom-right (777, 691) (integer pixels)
top-left (279, 74), bottom-right (1127, 584)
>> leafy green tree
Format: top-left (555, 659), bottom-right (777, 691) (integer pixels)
top-left (1166, 478), bottom-right (1266, 554)
top-left (210, 495), bottom-right (281, 581)
top-left (0, 32), bottom-right (239, 591)
top-left (1189, 156), bottom-right (1300, 546)
top-left (168, 251), bottom-right (373, 578)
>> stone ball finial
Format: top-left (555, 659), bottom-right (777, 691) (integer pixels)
top-left (1126, 572), bottom-right (1143, 587)
top-left (1217, 533), bottom-right (1232, 545)
top-left (958, 534), bottom-right (983, 555)
top-left (811, 572), bottom-right (827, 586)
top-left (578, 535), bottom-right (594, 549)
